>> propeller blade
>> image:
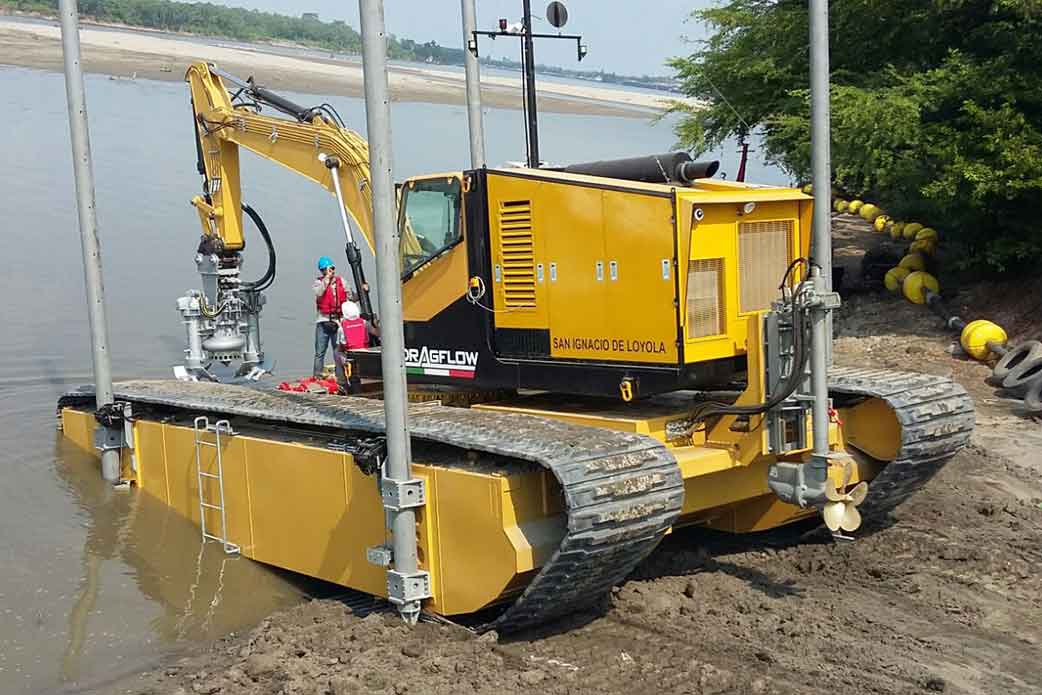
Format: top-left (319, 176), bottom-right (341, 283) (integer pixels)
top-left (823, 501), bottom-right (845, 531)
top-left (849, 481), bottom-right (869, 506)
top-left (840, 504), bottom-right (862, 532)
top-left (841, 459), bottom-right (855, 487)
top-left (824, 479), bottom-right (843, 502)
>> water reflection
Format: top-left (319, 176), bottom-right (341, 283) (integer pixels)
top-left (62, 554), bottom-right (100, 683)
top-left (53, 435), bottom-right (133, 683)
top-left (51, 431), bottom-right (308, 686)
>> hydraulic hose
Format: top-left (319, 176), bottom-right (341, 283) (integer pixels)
top-left (689, 283), bottom-right (813, 428)
top-left (198, 293), bottom-right (227, 319)
top-left (241, 203), bottom-right (276, 291)
top-left (246, 79), bottom-right (315, 122)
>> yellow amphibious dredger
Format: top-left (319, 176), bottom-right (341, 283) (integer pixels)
top-left (59, 63), bottom-right (975, 631)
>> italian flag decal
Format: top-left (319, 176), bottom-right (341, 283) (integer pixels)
top-left (404, 346), bottom-right (478, 379)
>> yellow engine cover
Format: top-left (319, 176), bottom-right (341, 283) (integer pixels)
top-left (481, 169), bottom-right (811, 369)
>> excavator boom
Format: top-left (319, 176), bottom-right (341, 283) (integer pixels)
top-left (175, 62), bottom-right (383, 377)
top-left (185, 62), bottom-right (374, 254)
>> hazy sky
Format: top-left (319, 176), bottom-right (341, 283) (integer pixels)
top-left (208, 1), bottom-right (714, 75)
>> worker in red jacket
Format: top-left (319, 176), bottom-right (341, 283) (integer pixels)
top-left (313, 255), bottom-right (349, 377)
top-left (334, 300), bottom-right (370, 393)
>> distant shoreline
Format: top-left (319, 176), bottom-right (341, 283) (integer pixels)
top-left (0, 17), bottom-right (681, 119)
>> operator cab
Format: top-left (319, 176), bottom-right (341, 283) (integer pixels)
top-left (399, 176), bottom-right (464, 278)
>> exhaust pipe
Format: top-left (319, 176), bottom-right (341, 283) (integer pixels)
top-left (563, 152), bottom-right (719, 185)
top-left (675, 159), bottom-right (720, 183)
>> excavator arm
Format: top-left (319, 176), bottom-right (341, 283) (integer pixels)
top-left (185, 61), bottom-right (378, 315)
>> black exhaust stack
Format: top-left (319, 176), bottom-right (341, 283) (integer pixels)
top-left (675, 159), bottom-right (720, 183)
top-left (563, 152), bottom-right (719, 185)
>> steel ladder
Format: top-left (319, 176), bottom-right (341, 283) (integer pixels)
top-left (192, 416), bottom-right (240, 555)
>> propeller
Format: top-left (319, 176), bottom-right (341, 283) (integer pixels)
top-left (822, 459), bottom-right (868, 533)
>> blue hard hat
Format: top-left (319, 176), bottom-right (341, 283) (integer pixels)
top-left (317, 256), bottom-right (334, 271)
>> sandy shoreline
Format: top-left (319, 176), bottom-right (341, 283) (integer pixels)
top-left (0, 19), bottom-right (679, 118)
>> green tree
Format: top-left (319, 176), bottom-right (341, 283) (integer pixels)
top-left (669, 0), bottom-right (1042, 271)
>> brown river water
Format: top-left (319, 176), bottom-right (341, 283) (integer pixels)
top-left (0, 65), bottom-right (785, 693)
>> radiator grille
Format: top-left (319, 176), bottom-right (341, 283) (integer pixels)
top-left (738, 220), bottom-right (793, 313)
top-left (687, 258), bottom-right (724, 338)
top-left (496, 200), bottom-right (536, 308)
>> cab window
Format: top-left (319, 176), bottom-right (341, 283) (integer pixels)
top-left (399, 177), bottom-right (462, 276)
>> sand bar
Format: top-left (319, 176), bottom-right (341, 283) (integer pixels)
top-left (0, 18), bottom-right (685, 118)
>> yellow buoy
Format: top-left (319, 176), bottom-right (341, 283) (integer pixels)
top-left (889, 221), bottom-right (905, 239)
top-left (873, 215), bottom-right (890, 232)
top-left (802, 183), bottom-right (813, 195)
top-left (898, 253), bottom-right (926, 271)
top-left (884, 266), bottom-right (911, 293)
top-left (915, 227), bottom-right (938, 242)
top-left (909, 239), bottom-right (937, 256)
top-left (834, 199), bottom-right (849, 213)
top-left (902, 271), bottom-right (939, 304)
top-left (848, 200), bottom-right (864, 214)
top-left (903, 222), bottom-right (924, 240)
top-left (960, 320), bottom-right (1007, 361)
top-left (859, 203), bottom-right (881, 221)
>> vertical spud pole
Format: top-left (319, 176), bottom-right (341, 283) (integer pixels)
top-left (358, 0), bottom-right (427, 624)
top-left (59, 0), bottom-right (120, 482)
top-left (809, 0), bottom-right (836, 458)
top-left (521, 0), bottom-right (540, 166)
top-left (461, 0), bottom-right (487, 167)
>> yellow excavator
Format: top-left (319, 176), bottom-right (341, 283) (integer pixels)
top-left (58, 62), bottom-right (975, 632)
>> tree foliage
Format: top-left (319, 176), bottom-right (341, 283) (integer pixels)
top-left (669, 0), bottom-right (1042, 271)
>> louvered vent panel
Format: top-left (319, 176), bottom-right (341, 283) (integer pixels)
top-left (738, 220), bottom-right (793, 313)
top-left (497, 200), bottom-right (536, 308)
top-left (687, 258), bottom-right (724, 338)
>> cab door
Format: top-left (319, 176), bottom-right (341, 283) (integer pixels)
top-left (399, 175), bottom-right (470, 322)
